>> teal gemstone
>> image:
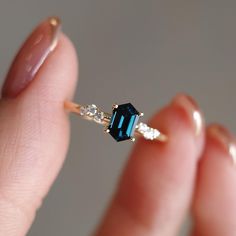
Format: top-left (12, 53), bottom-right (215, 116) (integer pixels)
top-left (108, 103), bottom-right (140, 142)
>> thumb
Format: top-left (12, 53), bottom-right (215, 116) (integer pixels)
top-left (0, 17), bottom-right (78, 235)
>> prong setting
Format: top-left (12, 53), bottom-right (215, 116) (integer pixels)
top-left (130, 137), bottom-right (136, 142)
top-left (104, 127), bottom-right (110, 133)
top-left (112, 104), bottom-right (119, 110)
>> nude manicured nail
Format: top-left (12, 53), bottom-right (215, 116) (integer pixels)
top-left (172, 94), bottom-right (204, 136)
top-left (1, 16), bottom-right (61, 98)
top-left (208, 124), bottom-right (236, 165)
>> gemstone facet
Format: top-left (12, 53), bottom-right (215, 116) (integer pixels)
top-left (108, 103), bottom-right (140, 142)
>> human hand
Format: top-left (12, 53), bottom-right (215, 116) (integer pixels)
top-left (0, 17), bottom-right (235, 236)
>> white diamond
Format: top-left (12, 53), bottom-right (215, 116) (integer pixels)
top-left (79, 106), bottom-right (87, 116)
top-left (143, 128), bottom-right (155, 140)
top-left (137, 122), bottom-right (161, 140)
top-left (137, 122), bottom-right (149, 133)
top-left (153, 129), bottom-right (160, 138)
top-left (94, 111), bottom-right (104, 123)
top-left (86, 104), bottom-right (97, 116)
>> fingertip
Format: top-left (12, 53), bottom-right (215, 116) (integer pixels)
top-left (2, 16), bottom-right (79, 102)
top-left (30, 32), bottom-right (79, 101)
top-left (143, 94), bottom-right (205, 156)
top-left (171, 94), bottom-right (205, 137)
top-left (192, 124), bottom-right (236, 236)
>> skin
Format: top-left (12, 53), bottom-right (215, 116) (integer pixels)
top-left (0, 20), bottom-right (236, 236)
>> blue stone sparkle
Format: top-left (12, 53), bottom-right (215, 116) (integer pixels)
top-left (108, 103), bottom-right (140, 142)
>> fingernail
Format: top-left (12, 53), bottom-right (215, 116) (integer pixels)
top-left (1, 16), bottom-right (61, 98)
top-left (208, 124), bottom-right (236, 165)
top-left (172, 94), bottom-right (204, 136)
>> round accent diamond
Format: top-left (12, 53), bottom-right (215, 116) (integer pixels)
top-left (79, 106), bottom-right (87, 116)
top-left (143, 128), bottom-right (154, 140)
top-left (153, 129), bottom-right (161, 138)
top-left (94, 111), bottom-right (104, 123)
top-left (137, 122), bottom-right (149, 132)
top-left (86, 104), bottom-right (97, 116)
top-left (137, 122), bottom-right (161, 140)
top-left (79, 104), bottom-right (104, 123)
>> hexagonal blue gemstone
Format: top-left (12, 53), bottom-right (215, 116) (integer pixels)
top-left (108, 103), bottom-right (140, 142)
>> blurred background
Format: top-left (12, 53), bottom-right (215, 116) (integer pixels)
top-left (0, 0), bottom-right (236, 235)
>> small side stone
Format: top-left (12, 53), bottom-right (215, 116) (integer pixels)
top-left (79, 106), bottom-right (87, 116)
top-left (94, 111), bottom-right (104, 123)
top-left (137, 122), bottom-right (149, 133)
top-left (86, 104), bottom-right (97, 116)
top-left (137, 122), bottom-right (161, 140)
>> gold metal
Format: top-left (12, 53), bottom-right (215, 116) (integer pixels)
top-left (64, 101), bottom-right (167, 142)
top-left (105, 128), bottom-right (110, 133)
top-left (64, 101), bottom-right (81, 114)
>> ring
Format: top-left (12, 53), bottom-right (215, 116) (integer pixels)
top-left (65, 101), bottom-right (167, 142)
